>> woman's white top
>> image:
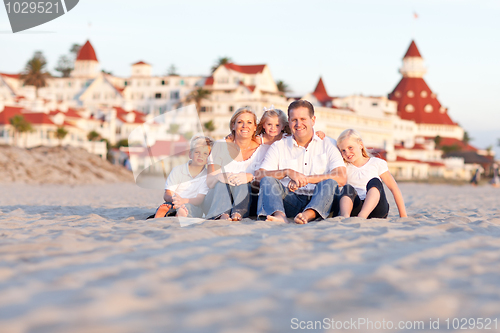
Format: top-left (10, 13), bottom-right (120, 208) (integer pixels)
top-left (346, 157), bottom-right (389, 200)
top-left (208, 139), bottom-right (266, 175)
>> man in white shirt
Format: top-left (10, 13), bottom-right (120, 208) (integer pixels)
top-left (256, 100), bottom-right (346, 223)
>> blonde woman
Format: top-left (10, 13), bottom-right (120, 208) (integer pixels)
top-left (205, 107), bottom-right (266, 221)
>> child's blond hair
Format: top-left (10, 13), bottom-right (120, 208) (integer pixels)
top-left (190, 135), bottom-right (213, 151)
top-left (337, 129), bottom-right (370, 162)
top-left (256, 108), bottom-right (291, 136)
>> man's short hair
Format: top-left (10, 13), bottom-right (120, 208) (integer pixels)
top-left (287, 100), bottom-right (314, 118)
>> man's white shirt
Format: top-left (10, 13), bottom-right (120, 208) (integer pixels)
top-left (259, 133), bottom-right (344, 195)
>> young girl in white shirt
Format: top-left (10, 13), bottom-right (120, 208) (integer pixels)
top-left (336, 129), bottom-right (407, 219)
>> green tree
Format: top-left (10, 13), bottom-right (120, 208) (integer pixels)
top-left (167, 64), bottom-right (179, 76)
top-left (21, 51), bottom-right (51, 98)
top-left (9, 115), bottom-right (33, 146)
top-left (55, 126), bottom-right (68, 146)
top-left (55, 55), bottom-right (73, 77)
top-left (186, 88), bottom-right (212, 116)
top-left (441, 144), bottom-right (461, 154)
top-left (211, 56), bottom-right (232, 73)
top-left (167, 123), bottom-right (180, 134)
top-left (276, 80), bottom-right (291, 93)
top-left (463, 131), bottom-right (472, 145)
top-left (183, 131), bottom-right (194, 140)
top-left (203, 120), bottom-right (216, 135)
top-left (434, 135), bottom-right (442, 147)
top-left (70, 43), bottom-right (81, 57)
top-left (115, 139), bottom-right (129, 148)
top-left (87, 130), bottom-right (101, 141)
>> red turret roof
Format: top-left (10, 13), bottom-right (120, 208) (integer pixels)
top-left (132, 61), bottom-right (149, 66)
top-left (389, 77), bottom-right (455, 125)
top-left (224, 63), bottom-right (266, 74)
top-left (403, 40), bottom-right (422, 59)
top-left (312, 77), bottom-right (333, 106)
top-left (76, 40), bottom-right (98, 62)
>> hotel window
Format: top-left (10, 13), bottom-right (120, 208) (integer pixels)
top-left (405, 104), bottom-right (415, 112)
top-left (229, 106), bottom-right (234, 112)
top-left (424, 104), bottom-right (433, 113)
top-left (200, 106), bottom-right (207, 112)
top-left (170, 91), bottom-right (179, 99)
top-left (372, 102), bottom-right (378, 107)
top-left (124, 81), bottom-right (128, 86)
top-left (420, 91), bottom-right (428, 98)
top-left (161, 80), bottom-right (165, 85)
top-left (407, 90), bottom-right (414, 98)
top-left (155, 93), bottom-right (162, 99)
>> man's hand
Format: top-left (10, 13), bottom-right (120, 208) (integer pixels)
top-left (288, 179), bottom-right (299, 192)
top-left (172, 193), bottom-right (188, 208)
top-left (286, 169), bottom-right (308, 188)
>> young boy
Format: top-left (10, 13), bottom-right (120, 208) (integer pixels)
top-left (153, 136), bottom-right (213, 218)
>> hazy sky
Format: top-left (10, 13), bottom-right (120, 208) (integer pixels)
top-left (1, 0), bottom-right (499, 151)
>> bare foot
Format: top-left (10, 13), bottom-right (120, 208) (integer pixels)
top-left (219, 213), bottom-right (231, 220)
top-left (266, 212), bottom-right (288, 223)
top-left (154, 203), bottom-right (172, 218)
top-left (294, 209), bottom-right (316, 224)
top-left (176, 206), bottom-right (188, 217)
top-left (231, 212), bottom-right (242, 221)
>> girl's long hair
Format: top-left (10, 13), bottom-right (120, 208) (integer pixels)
top-left (256, 108), bottom-right (291, 136)
top-left (337, 129), bottom-right (371, 162)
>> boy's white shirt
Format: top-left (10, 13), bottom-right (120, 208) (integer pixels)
top-left (259, 134), bottom-right (344, 195)
top-left (165, 161), bottom-right (209, 199)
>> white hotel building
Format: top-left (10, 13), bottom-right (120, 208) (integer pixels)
top-left (0, 40), bottom-right (486, 179)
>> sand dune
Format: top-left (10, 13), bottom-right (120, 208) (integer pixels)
top-left (0, 146), bottom-right (133, 184)
top-left (1, 183), bottom-right (500, 332)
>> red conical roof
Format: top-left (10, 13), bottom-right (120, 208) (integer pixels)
top-left (312, 77), bottom-right (332, 106)
top-left (403, 40), bottom-right (422, 59)
top-left (388, 77), bottom-right (455, 125)
top-left (76, 40), bottom-right (98, 62)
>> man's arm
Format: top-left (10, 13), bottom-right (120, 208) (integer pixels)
top-left (305, 166), bottom-right (346, 186)
top-left (256, 168), bottom-right (308, 187)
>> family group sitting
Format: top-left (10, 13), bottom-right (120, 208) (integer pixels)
top-left (151, 100), bottom-right (407, 223)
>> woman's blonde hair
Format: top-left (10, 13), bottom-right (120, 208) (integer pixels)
top-left (337, 129), bottom-right (370, 162)
top-left (229, 107), bottom-right (257, 137)
top-left (256, 108), bottom-right (291, 136)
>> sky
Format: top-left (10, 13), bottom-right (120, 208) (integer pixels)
top-left (1, 0), bottom-right (499, 153)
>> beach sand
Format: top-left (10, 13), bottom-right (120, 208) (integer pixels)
top-left (1, 182), bottom-right (500, 332)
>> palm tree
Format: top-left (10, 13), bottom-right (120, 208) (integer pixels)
top-left (186, 88), bottom-right (212, 116)
top-left (276, 80), bottom-right (291, 94)
top-left (55, 127), bottom-right (68, 146)
top-left (9, 115), bottom-right (33, 147)
top-left (211, 56), bottom-right (232, 73)
top-left (21, 51), bottom-right (51, 98)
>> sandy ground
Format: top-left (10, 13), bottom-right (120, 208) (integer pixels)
top-left (1, 182), bottom-right (500, 333)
